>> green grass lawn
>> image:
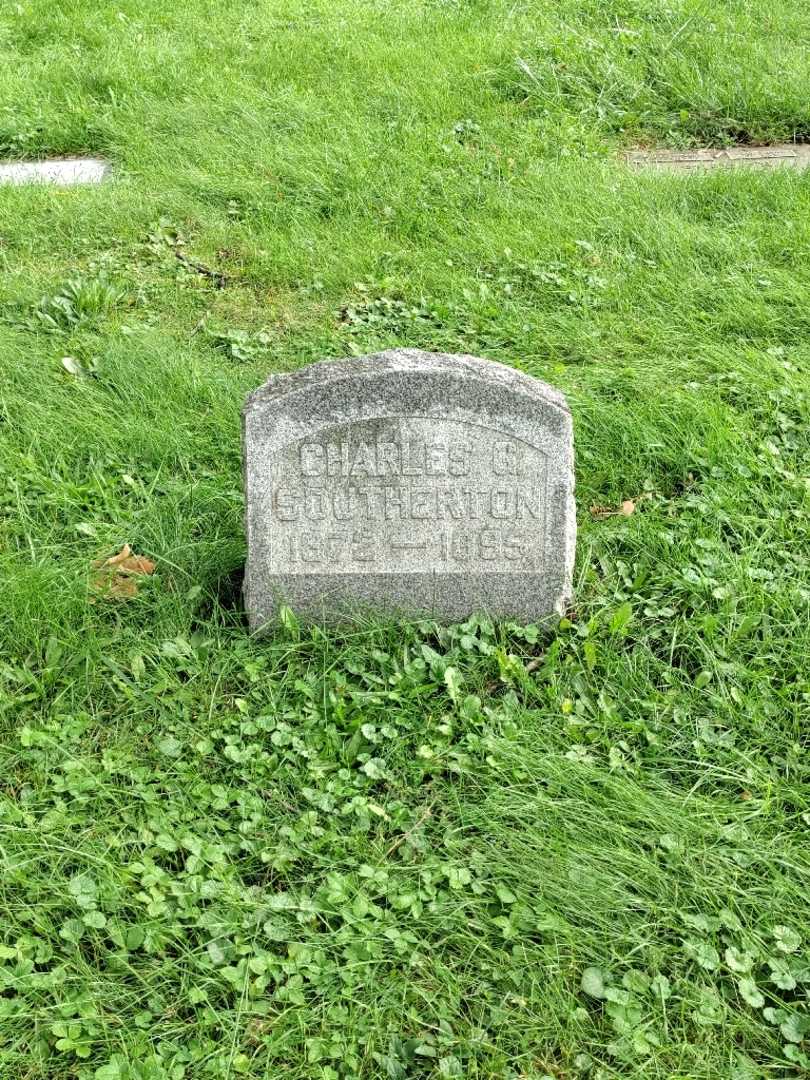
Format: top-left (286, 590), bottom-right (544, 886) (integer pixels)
top-left (1, 1), bottom-right (809, 1077)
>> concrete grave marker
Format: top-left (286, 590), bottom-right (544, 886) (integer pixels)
top-left (0, 158), bottom-right (110, 185)
top-left (243, 350), bottom-right (575, 627)
top-left (625, 145), bottom-right (810, 172)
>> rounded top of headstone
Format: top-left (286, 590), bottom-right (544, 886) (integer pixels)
top-left (244, 349), bottom-right (570, 416)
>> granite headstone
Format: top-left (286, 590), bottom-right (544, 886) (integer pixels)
top-left (243, 349), bottom-right (574, 627)
top-left (625, 145), bottom-right (810, 172)
top-left (0, 158), bottom-right (111, 185)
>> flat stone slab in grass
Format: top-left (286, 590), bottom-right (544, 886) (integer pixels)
top-left (243, 349), bottom-right (575, 627)
top-left (625, 145), bottom-right (810, 172)
top-left (0, 158), bottom-right (110, 185)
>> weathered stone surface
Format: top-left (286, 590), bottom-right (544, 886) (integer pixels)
top-left (625, 145), bottom-right (810, 172)
top-left (243, 350), bottom-right (575, 627)
top-left (0, 158), bottom-right (110, 185)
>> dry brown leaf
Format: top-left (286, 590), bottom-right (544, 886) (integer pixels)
top-left (93, 544), bottom-right (156, 575)
top-left (120, 553), bottom-right (156, 575)
top-left (96, 542), bottom-right (133, 568)
top-left (590, 493), bottom-right (652, 519)
top-left (91, 544), bottom-right (156, 600)
top-left (102, 576), bottom-right (140, 600)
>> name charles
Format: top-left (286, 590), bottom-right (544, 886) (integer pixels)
top-left (297, 436), bottom-right (523, 478)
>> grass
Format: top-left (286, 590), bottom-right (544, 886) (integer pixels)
top-left (0, 0), bottom-right (809, 1077)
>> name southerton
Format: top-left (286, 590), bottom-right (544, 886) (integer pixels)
top-left (273, 484), bottom-right (543, 522)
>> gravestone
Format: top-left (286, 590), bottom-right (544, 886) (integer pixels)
top-left (243, 349), bottom-right (575, 627)
top-left (0, 158), bottom-right (110, 185)
top-left (625, 145), bottom-right (810, 172)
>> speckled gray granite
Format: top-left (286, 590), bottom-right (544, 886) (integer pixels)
top-left (0, 158), bottom-right (110, 185)
top-left (243, 350), bottom-right (575, 627)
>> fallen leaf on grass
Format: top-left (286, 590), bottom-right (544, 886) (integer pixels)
top-left (590, 493), bottom-right (652, 519)
top-left (95, 544), bottom-right (155, 574)
top-left (61, 355), bottom-right (100, 377)
top-left (91, 543), bottom-right (156, 600)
